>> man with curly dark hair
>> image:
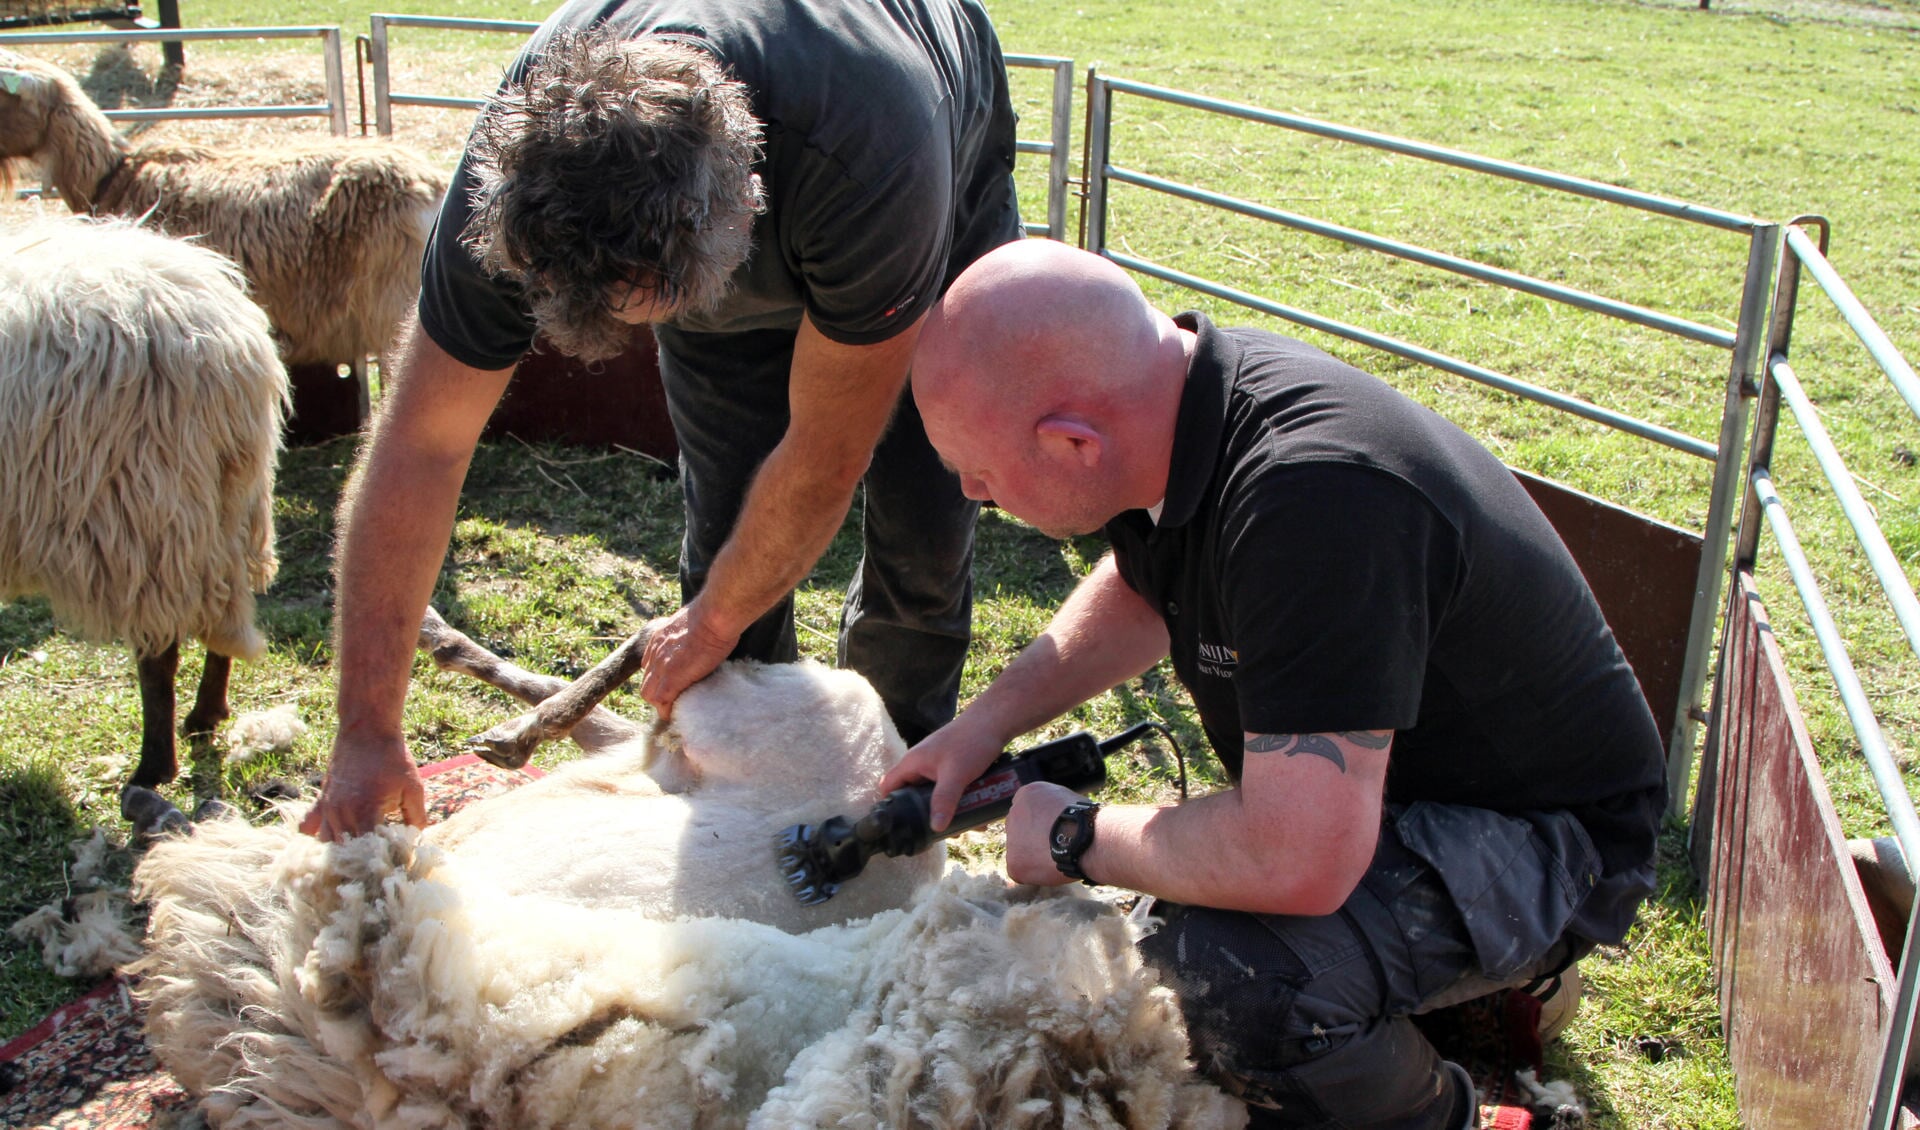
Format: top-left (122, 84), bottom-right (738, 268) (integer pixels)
top-left (303, 0), bottom-right (1021, 841)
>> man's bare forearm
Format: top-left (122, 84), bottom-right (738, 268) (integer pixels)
top-left (334, 323), bottom-right (515, 739)
top-left (687, 437), bottom-right (865, 639)
top-left (333, 441), bottom-right (471, 733)
top-left (949, 554), bottom-right (1170, 748)
top-left (684, 313), bottom-right (920, 637)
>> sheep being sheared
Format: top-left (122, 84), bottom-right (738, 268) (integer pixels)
top-left (0, 48), bottom-right (445, 368)
top-left (0, 217), bottom-right (288, 831)
top-left (131, 609), bottom-right (1246, 1129)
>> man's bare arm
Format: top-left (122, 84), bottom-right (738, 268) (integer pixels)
top-left (880, 553), bottom-right (1170, 829)
top-left (1007, 728), bottom-right (1392, 915)
top-left (301, 316), bottom-right (516, 841)
top-left (639, 312), bottom-right (923, 713)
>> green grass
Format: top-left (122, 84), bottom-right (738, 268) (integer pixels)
top-left (5, 0), bottom-right (1919, 1125)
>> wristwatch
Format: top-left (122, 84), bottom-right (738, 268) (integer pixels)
top-left (1049, 800), bottom-right (1101, 885)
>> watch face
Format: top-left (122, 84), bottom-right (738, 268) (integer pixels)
top-left (1050, 802), bottom-right (1096, 882)
top-left (1051, 803), bottom-right (1093, 854)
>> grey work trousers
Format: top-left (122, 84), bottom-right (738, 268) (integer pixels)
top-left (652, 323), bottom-right (977, 745)
top-left (1139, 804), bottom-right (1596, 1130)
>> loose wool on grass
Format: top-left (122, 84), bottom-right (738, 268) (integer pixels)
top-left (0, 216), bottom-right (285, 666)
top-left (9, 826), bottom-right (142, 979)
top-left (0, 49), bottom-right (444, 366)
top-left (224, 704), bottom-right (308, 763)
top-left (133, 621), bottom-right (1245, 1129)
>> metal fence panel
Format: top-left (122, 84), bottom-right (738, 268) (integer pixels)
top-left (0, 25), bottom-right (347, 133)
top-left (1080, 69), bottom-right (1777, 807)
top-left (363, 15), bottom-right (1073, 241)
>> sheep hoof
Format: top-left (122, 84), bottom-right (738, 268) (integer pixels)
top-left (121, 785), bottom-right (190, 842)
top-left (464, 715), bottom-right (540, 770)
top-left (192, 797), bottom-right (239, 823)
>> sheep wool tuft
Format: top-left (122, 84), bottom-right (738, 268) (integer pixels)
top-left (133, 646), bottom-right (1245, 1129)
top-left (224, 703), bottom-right (308, 762)
top-left (69, 826), bottom-right (116, 887)
top-left (1516, 1068), bottom-right (1588, 1125)
top-left (10, 889), bottom-right (143, 979)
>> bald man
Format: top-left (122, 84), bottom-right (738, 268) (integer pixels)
top-left (881, 240), bottom-right (1667, 1129)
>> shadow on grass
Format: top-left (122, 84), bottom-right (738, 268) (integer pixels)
top-left (0, 760), bottom-right (98, 1038)
top-left (78, 44), bottom-right (181, 115)
top-left (971, 507), bottom-right (1090, 604)
top-left (0, 598), bottom-right (57, 660)
top-left (255, 437), bottom-right (356, 659)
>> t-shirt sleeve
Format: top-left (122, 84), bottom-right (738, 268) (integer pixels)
top-left (1219, 462), bottom-right (1461, 736)
top-left (415, 151), bottom-right (540, 371)
top-left (783, 124), bottom-right (953, 346)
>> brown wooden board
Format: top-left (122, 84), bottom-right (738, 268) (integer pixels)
top-left (485, 328), bottom-right (679, 464)
top-left (1513, 470), bottom-right (1702, 743)
top-left (1705, 570), bottom-right (1901, 1128)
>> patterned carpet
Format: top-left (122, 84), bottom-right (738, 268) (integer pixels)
top-left (0, 755), bottom-right (541, 1130)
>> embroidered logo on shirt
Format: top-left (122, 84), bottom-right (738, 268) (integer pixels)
top-left (1197, 640), bottom-right (1238, 679)
top-left (883, 293), bottom-right (917, 319)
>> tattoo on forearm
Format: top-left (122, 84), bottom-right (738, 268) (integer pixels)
top-left (1242, 730), bottom-right (1387, 773)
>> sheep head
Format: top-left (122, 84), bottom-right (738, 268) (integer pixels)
top-left (0, 51), bottom-right (129, 210)
top-left (0, 53), bottom-right (59, 171)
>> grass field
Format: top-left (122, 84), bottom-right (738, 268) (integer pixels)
top-left (3, 0), bottom-right (1918, 1125)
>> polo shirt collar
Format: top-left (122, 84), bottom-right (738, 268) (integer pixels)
top-left (1154, 311), bottom-right (1232, 529)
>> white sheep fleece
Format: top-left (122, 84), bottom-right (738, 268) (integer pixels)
top-left (134, 658), bottom-right (1245, 1129)
top-left (0, 216), bottom-right (286, 660)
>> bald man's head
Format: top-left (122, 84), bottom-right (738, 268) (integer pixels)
top-left (916, 240), bottom-right (1164, 418)
top-left (912, 240), bottom-right (1191, 536)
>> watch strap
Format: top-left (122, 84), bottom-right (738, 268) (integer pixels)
top-left (1050, 799), bottom-right (1101, 886)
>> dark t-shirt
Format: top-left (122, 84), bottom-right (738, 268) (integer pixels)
top-left (419, 0), bottom-right (1021, 369)
top-left (1105, 313), bottom-right (1667, 943)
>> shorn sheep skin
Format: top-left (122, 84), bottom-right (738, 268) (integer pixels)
top-left (132, 610), bottom-right (1246, 1129)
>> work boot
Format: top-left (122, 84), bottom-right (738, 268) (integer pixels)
top-left (1443, 1060), bottom-right (1481, 1129)
top-left (1531, 963), bottom-right (1584, 1044)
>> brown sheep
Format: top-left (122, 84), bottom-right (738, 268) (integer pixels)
top-left (0, 48), bottom-right (445, 368)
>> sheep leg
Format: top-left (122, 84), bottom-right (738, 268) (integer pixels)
top-left (124, 644), bottom-right (192, 839)
top-left (182, 651), bottom-right (233, 737)
top-left (463, 623), bottom-right (653, 770)
top-left (130, 644), bottom-right (181, 788)
top-left (418, 608), bottom-right (644, 752)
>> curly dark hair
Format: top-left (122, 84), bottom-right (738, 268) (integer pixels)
top-left (463, 31), bottom-right (766, 361)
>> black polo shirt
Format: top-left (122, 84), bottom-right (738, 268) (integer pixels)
top-left (418, 0), bottom-right (1021, 369)
top-left (1105, 312), bottom-right (1667, 944)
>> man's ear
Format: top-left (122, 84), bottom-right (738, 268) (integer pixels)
top-left (1035, 414), bottom-right (1103, 468)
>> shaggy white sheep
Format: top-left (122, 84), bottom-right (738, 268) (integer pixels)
top-left (0, 49), bottom-right (445, 368)
top-left (131, 610), bottom-right (1246, 1129)
top-left (0, 216), bottom-right (288, 825)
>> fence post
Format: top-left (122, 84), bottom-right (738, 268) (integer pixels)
top-left (1667, 222), bottom-right (1778, 819)
top-left (1082, 69), bottom-right (1110, 254)
top-left (370, 15), bottom-right (393, 136)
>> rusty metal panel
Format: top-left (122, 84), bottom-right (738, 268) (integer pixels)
top-left (1513, 471), bottom-right (1702, 738)
top-left (1706, 570), bottom-right (1897, 1128)
top-left (486, 328), bottom-right (679, 463)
